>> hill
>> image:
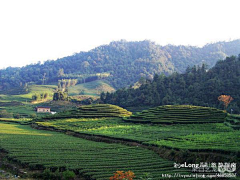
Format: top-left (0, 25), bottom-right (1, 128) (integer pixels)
top-left (0, 84), bottom-right (57, 118)
top-left (1, 40), bottom-right (240, 90)
top-left (42, 104), bottom-right (132, 120)
top-left (68, 80), bottom-right (115, 96)
top-left (101, 55), bottom-right (240, 113)
top-left (124, 105), bottom-right (226, 124)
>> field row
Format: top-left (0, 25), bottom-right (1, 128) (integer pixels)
top-left (0, 122), bottom-right (190, 179)
top-left (42, 104), bottom-right (132, 120)
top-left (124, 105), bottom-right (226, 124)
top-left (36, 118), bottom-right (240, 153)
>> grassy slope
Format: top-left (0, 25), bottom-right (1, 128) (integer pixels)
top-left (68, 80), bottom-right (115, 96)
top-left (0, 85), bottom-right (57, 117)
top-left (0, 85), bottom-right (56, 103)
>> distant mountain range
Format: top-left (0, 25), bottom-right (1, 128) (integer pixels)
top-left (1, 39), bottom-right (240, 90)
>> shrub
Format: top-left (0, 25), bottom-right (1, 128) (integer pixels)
top-left (62, 170), bottom-right (75, 180)
top-left (0, 110), bottom-right (13, 118)
top-left (110, 171), bottom-right (135, 180)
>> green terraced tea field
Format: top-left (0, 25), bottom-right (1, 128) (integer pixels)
top-left (42, 104), bottom-right (132, 119)
top-left (124, 105), bottom-right (226, 124)
top-left (0, 122), bottom-right (191, 180)
top-left (148, 131), bottom-right (240, 152)
top-left (225, 114), bottom-right (240, 130)
top-left (36, 117), bottom-right (240, 154)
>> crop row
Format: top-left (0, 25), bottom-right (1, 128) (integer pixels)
top-left (124, 105), bottom-right (226, 124)
top-left (42, 104), bottom-right (132, 121)
top-left (36, 118), bottom-right (239, 154)
top-left (0, 122), bottom-right (190, 180)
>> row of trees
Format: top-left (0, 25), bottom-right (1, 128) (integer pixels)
top-left (58, 79), bottom-right (78, 91)
top-left (32, 93), bottom-right (49, 101)
top-left (101, 56), bottom-right (240, 113)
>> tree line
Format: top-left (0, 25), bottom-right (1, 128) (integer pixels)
top-left (101, 55), bottom-right (240, 113)
top-left (1, 40), bottom-right (240, 90)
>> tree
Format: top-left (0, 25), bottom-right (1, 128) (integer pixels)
top-left (44, 92), bottom-right (48, 99)
top-left (218, 95), bottom-right (233, 109)
top-left (42, 73), bottom-right (47, 85)
top-left (110, 171), bottom-right (135, 180)
top-left (57, 68), bottom-right (64, 77)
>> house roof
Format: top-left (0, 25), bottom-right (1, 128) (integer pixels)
top-left (36, 107), bottom-right (51, 109)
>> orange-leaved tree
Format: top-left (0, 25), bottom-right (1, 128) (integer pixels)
top-left (109, 171), bottom-right (135, 180)
top-left (218, 95), bottom-right (233, 109)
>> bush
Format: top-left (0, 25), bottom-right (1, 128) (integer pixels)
top-left (30, 113), bottom-right (37, 118)
top-left (42, 168), bottom-right (53, 180)
top-left (13, 113), bottom-right (21, 119)
top-left (110, 171), bottom-right (135, 180)
top-left (41, 168), bottom-right (63, 180)
top-left (0, 110), bottom-right (13, 118)
top-left (62, 170), bottom-right (75, 180)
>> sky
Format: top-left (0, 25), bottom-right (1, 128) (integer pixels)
top-left (0, 0), bottom-right (240, 69)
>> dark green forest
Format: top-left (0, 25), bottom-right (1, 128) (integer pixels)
top-left (101, 55), bottom-right (240, 113)
top-left (1, 40), bottom-right (240, 90)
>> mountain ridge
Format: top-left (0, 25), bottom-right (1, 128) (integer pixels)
top-left (1, 39), bottom-right (240, 90)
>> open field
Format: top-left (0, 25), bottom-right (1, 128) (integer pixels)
top-left (0, 122), bottom-right (191, 180)
top-left (0, 85), bottom-right (57, 118)
top-left (0, 85), bottom-right (56, 103)
top-left (68, 80), bottom-right (115, 96)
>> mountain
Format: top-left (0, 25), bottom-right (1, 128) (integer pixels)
top-left (101, 55), bottom-right (240, 113)
top-left (1, 39), bottom-right (240, 90)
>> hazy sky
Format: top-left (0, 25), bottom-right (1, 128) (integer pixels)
top-left (0, 0), bottom-right (240, 69)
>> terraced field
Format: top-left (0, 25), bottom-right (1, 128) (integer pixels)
top-left (148, 131), bottom-right (240, 153)
top-left (0, 118), bottom-right (32, 125)
top-left (124, 105), bottom-right (227, 124)
top-left (36, 117), bottom-right (240, 155)
top-left (0, 122), bottom-right (190, 180)
top-left (42, 104), bottom-right (132, 119)
top-left (225, 114), bottom-right (240, 130)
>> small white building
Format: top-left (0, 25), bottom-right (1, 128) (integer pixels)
top-left (36, 107), bottom-right (51, 113)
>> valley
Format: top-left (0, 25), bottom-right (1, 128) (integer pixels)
top-left (0, 42), bottom-right (239, 179)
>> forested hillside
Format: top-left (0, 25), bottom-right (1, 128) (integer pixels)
top-left (101, 55), bottom-right (240, 113)
top-left (1, 39), bottom-right (240, 90)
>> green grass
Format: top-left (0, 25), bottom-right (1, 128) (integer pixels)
top-left (124, 105), bottom-right (227, 124)
top-left (0, 85), bottom-right (57, 117)
top-left (0, 85), bottom-right (56, 103)
top-left (0, 122), bottom-right (190, 180)
top-left (68, 80), bottom-right (115, 96)
top-left (0, 118), bottom-right (32, 124)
